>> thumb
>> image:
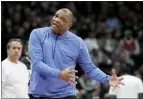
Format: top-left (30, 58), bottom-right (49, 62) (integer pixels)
top-left (112, 69), bottom-right (116, 77)
top-left (67, 66), bottom-right (75, 70)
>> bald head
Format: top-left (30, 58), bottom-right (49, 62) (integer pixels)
top-left (58, 8), bottom-right (73, 23)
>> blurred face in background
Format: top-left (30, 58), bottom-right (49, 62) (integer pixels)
top-left (7, 41), bottom-right (23, 63)
top-left (51, 9), bottom-right (72, 34)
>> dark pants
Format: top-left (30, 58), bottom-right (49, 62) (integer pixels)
top-left (29, 94), bottom-right (76, 99)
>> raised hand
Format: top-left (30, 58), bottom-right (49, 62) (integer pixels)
top-left (58, 66), bottom-right (78, 85)
top-left (109, 69), bottom-right (125, 91)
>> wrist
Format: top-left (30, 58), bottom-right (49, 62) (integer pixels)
top-left (58, 71), bottom-right (62, 79)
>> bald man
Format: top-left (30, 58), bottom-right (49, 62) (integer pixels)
top-left (28, 8), bottom-right (124, 99)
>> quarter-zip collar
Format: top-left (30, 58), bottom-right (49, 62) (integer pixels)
top-left (49, 27), bottom-right (68, 39)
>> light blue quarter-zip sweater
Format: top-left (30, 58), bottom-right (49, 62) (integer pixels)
top-left (28, 27), bottom-right (110, 98)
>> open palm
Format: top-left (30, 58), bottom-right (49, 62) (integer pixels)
top-left (109, 69), bottom-right (125, 89)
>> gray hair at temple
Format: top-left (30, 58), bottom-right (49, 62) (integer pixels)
top-left (6, 38), bottom-right (23, 49)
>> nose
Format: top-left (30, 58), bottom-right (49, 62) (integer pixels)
top-left (15, 48), bottom-right (19, 53)
top-left (54, 17), bottom-right (60, 23)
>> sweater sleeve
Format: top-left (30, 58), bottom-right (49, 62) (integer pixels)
top-left (77, 39), bottom-right (110, 84)
top-left (29, 29), bottom-right (60, 77)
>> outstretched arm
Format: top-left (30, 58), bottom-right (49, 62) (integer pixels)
top-left (77, 39), bottom-right (124, 87)
top-left (77, 39), bottom-right (110, 84)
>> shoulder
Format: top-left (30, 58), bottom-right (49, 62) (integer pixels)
top-left (19, 61), bottom-right (28, 70)
top-left (67, 31), bottom-right (85, 48)
top-left (133, 76), bottom-right (142, 82)
top-left (29, 27), bottom-right (51, 41)
top-left (32, 27), bottom-right (50, 32)
top-left (67, 31), bottom-right (84, 43)
top-left (2, 59), bottom-right (10, 75)
top-left (31, 27), bottom-right (50, 35)
top-left (126, 75), bottom-right (142, 82)
top-left (2, 59), bottom-right (9, 67)
top-left (2, 59), bottom-right (7, 64)
top-left (30, 27), bottom-right (51, 36)
top-left (2, 59), bottom-right (12, 72)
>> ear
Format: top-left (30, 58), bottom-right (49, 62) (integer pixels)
top-left (7, 49), bottom-right (9, 55)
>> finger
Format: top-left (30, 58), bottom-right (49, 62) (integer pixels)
top-left (71, 80), bottom-right (77, 85)
top-left (68, 80), bottom-right (77, 85)
top-left (68, 79), bottom-right (77, 85)
top-left (67, 66), bottom-right (75, 70)
top-left (71, 76), bottom-right (79, 79)
top-left (112, 84), bottom-right (118, 91)
top-left (117, 84), bottom-right (120, 88)
top-left (75, 76), bottom-right (79, 79)
top-left (69, 70), bottom-right (78, 74)
top-left (119, 81), bottom-right (125, 85)
top-left (68, 80), bottom-right (73, 85)
top-left (68, 74), bottom-right (78, 79)
top-left (112, 86), bottom-right (116, 91)
top-left (118, 76), bottom-right (124, 81)
top-left (111, 69), bottom-right (116, 77)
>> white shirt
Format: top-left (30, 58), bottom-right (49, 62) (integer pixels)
top-left (84, 38), bottom-right (99, 52)
top-left (2, 59), bottom-right (29, 98)
top-left (109, 75), bottom-right (143, 98)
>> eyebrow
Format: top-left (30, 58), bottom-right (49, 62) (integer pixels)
top-left (61, 17), bottom-right (67, 20)
top-left (55, 13), bottom-right (67, 21)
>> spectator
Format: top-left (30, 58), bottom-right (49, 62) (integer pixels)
top-left (118, 29), bottom-right (140, 66)
top-left (2, 38), bottom-right (29, 98)
top-left (84, 32), bottom-right (99, 54)
top-left (108, 65), bottom-right (143, 98)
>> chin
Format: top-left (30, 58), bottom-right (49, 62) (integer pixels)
top-left (51, 27), bottom-right (58, 33)
top-left (51, 26), bottom-right (55, 31)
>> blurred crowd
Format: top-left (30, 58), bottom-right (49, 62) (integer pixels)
top-left (1, 1), bottom-right (143, 99)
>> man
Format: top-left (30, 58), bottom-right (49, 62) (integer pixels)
top-left (108, 65), bottom-right (143, 98)
top-left (29, 8), bottom-right (124, 99)
top-left (2, 38), bottom-right (29, 98)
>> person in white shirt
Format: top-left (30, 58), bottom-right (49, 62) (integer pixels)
top-left (84, 33), bottom-right (99, 53)
top-left (2, 38), bottom-right (29, 98)
top-left (108, 65), bottom-right (143, 98)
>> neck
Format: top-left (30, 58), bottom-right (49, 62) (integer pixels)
top-left (8, 56), bottom-right (19, 64)
top-left (51, 28), bottom-right (67, 35)
top-left (53, 30), bottom-right (64, 35)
